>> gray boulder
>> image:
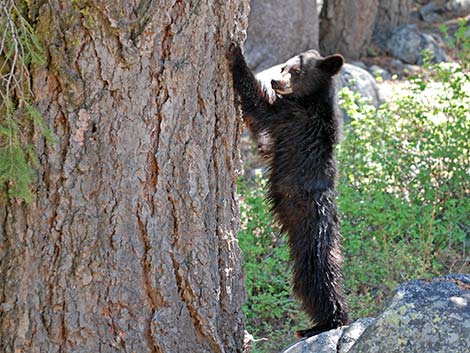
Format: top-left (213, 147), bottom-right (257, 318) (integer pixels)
top-left (281, 275), bottom-right (470, 353)
top-left (385, 25), bottom-right (449, 64)
top-left (337, 319), bottom-right (375, 353)
top-left (281, 318), bottom-right (374, 353)
top-left (282, 327), bottom-right (344, 353)
top-left (390, 58), bottom-right (406, 72)
top-left (338, 63), bottom-right (381, 107)
top-left (245, 0), bottom-right (319, 72)
top-left (420, 0), bottom-right (470, 21)
top-left (445, 0), bottom-right (470, 13)
top-left (419, 2), bottom-right (444, 22)
top-left (389, 59), bottom-right (423, 77)
top-left (351, 274), bottom-right (470, 352)
top-left (368, 65), bottom-right (392, 81)
top-left (349, 61), bottom-right (368, 71)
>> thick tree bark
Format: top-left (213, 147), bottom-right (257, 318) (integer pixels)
top-left (319, 0), bottom-right (379, 60)
top-left (0, 1), bottom-right (249, 353)
top-left (374, 0), bottom-right (412, 35)
top-left (320, 0), bottom-right (412, 59)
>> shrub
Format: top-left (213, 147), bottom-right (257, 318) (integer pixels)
top-left (338, 61), bottom-right (470, 317)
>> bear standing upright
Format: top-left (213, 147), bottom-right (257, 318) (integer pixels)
top-left (227, 43), bottom-right (348, 338)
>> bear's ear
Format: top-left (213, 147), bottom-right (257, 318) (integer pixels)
top-left (317, 54), bottom-right (344, 76)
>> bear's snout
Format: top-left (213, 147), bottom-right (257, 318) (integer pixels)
top-left (271, 79), bottom-right (293, 95)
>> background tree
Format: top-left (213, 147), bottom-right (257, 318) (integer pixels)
top-left (373, 0), bottom-right (413, 35)
top-left (0, 1), bottom-right (249, 352)
top-left (319, 0), bottom-right (414, 60)
top-left (245, 0), bottom-right (319, 72)
top-left (319, 0), bottom-right (379, 60)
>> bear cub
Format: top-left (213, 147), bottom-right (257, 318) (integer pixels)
top-left (227, 43), bottom-right (348, 338)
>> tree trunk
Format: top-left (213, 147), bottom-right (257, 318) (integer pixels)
top-left (245, 0), bottom-right (319, 72)
top-left (374, 0), bottom-right (412, 35)
top-left (319, 0), bottom-right (379, 60)
top-left (0, 1), bottom-right (249, 353)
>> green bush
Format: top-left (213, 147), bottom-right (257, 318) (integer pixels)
top-left (441, 19), bottom-right (470, 68)
top-left (338, 60), bottom-right (469, 318)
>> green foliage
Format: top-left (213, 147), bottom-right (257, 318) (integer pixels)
top-left (338, 60), bottom-right (470, 318)
top-left (441, 19), bottom-right (470, 68)
top-left (0, 0), bottom-right (53, 202)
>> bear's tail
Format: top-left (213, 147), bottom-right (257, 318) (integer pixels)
top-left (288, 191), bottom-right (348, 338)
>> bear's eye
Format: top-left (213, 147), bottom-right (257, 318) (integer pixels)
top-left (290, 68), bottom-right (301, 76)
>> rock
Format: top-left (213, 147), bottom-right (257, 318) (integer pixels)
top-left (388, 59), bottom-right (423, 78)
top-left (350, 61), bottom-right (368, 70)
top-left (418, 0), bottom-right (470, 17)
top-left (280, 275), bottom-right (470, 353)
top-left (385, 25), bottom-right (449, 64)
top-left (368, 65), bottom-right (392, 81)
top-left (409, 9), bottom-right (421, 21)
top-left (350, 275), bottom-right (470, 353)
top-left (419, 2), bottom-right (444, 22)
top-left (390, 58), bottom-right (405, 71)
top-left (337, 319), bottom-right (375, 353)
top-left (446, 0), bottom-right (470, 12)
top-left (245, 0), bottom-right (319, 72)
top-left (282, 327), bottom-right (345, 353)
top-left (338, 63), bottom-right (381, 107)
top-left (403, 64), bottom-right (422, 75)
top-left (421, 11), bottom-right (442, 23)
top-left (281, 318), bottom-right (374, 353)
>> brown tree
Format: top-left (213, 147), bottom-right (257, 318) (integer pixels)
top-left (374, 0), bottom-right (413, 34)
top-left (319, 0), bottom-right (379, 60)
top-left (319, 0), bottom-right (413, 60)
top-left (245, 0), bottom-right (319, 72)
top-left (0, 1), bottom-right (249, 352)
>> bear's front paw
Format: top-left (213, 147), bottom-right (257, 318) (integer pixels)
top-left (226, 42), bottom-right (243, 64)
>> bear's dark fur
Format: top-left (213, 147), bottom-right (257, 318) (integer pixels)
top-left (227, 43), bottom-right (348, 338)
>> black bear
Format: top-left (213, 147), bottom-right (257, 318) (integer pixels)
top-left (227, 43), bottom-right (348, 338)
